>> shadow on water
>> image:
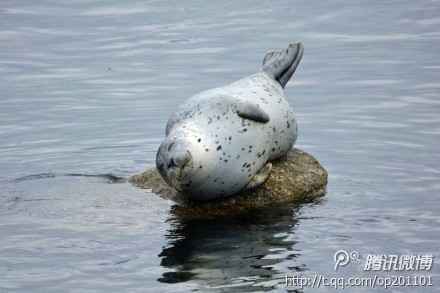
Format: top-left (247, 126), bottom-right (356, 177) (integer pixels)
top-left (13, 172), bottom-right (126, 184)
top-left (157, 200), bottom-right (323, 291)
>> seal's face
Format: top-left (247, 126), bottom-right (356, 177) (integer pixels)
top-left (156, 137), bottom-right (195, 192)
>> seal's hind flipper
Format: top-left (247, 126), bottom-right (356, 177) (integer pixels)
top-left (236, 102), bottom-right (270, 123)
top-left (262, 42), bottom-right (304, 88)
top-left (245, 162), bottom-right (272, 190)
top-left (262, 50), bottom-right (278, 65)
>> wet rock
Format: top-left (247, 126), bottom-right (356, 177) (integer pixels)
top-left (130, 148), bottom-right (327, 219)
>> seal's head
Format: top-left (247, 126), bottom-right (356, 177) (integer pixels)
top-left (156, 123), bottom-right (218, 194)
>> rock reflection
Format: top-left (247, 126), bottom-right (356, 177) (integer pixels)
top-left (158, 202), bottom-right (319, 291)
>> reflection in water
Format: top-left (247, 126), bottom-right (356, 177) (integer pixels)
top-left (158, 202), bottom-right (320, 291)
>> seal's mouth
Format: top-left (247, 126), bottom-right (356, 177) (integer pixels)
top-left (175, 152), bottom-right (192, 180)
top-left (167, 150), bottom-right (193, 191)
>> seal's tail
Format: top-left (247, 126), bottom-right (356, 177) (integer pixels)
top-left (262, 42), bottom-right (304, 88)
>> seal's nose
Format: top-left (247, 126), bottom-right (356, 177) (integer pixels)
top-left (168, 152), bottom-right (191, 169)
top-left (168, 150), bottom-right (192, 189)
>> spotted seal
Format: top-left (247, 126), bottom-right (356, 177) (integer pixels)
top-left (156, 42), bottom-right (304, 200)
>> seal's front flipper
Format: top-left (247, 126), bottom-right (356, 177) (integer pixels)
top-left (262, 42), bottom-right (304, 88)
top-left (236, 102), bottom-right (270, 123)
top-left (245, 162), bottom-right (272, 190)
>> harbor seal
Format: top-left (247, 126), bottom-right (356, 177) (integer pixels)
top-left (156, 42), bottom-right (304, 200)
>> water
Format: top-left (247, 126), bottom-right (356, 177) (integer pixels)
top-left (1, 1), bottom-right (439, 292)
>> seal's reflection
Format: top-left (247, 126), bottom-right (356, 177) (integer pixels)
top-left (158, 202), bottom-right (320, 290)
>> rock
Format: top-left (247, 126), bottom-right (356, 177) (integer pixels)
top-left (130, 148), bottom-right (327, 219)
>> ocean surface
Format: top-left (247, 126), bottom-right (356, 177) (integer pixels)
top-left (1, 1), bottom-right (439, 292)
